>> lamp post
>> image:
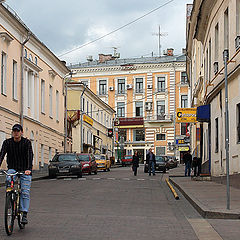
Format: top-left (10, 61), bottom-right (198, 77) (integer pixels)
top-left (223, 49), bottom-right (230, 210)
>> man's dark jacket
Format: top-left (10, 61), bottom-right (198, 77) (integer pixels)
top-left (132, 155), bottom-right (139, 167)
top-left (146, 152), bottom-right (156, 164)
top-left (0, 137), bottom-right (33, 172)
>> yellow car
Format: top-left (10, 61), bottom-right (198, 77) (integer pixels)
top-left (95, 154), bottom-right (111, 171)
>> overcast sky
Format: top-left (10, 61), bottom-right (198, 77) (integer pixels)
top-left (6, 0), bottom-right (192, 65)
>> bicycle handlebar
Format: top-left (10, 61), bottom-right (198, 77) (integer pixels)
top-left (0, 170), bottom-right (24, 176)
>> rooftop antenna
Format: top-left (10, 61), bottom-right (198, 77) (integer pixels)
top-left (152, 25), bottom-right (168, 57)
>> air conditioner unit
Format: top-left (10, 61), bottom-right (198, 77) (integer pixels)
top-left (235, 36), bottom-right (240, 50)
top-left (109, 86), bottom-right (114, 91)
top-left (147, 84), bottom-right (152, 89)
top-left (213, 62), bottom-right (218, 75)
top-left (145, 102), bottom-right (152, 111)
top-left (126, 84), bottom-right (132, 90)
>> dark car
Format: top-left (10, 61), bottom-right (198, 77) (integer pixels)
top-left (144, 156), bottom-right (168, 173)
top-left (166, 156), bottom-right (178, 168)
top-left (48, 153), bottom-right (82, 178)
top-left (121, 155), bottom-right (133, 166)
top-left (76, 153), bottom-right (98, 175)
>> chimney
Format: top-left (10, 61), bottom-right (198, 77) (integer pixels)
top-left (99, 54), bottom-right (115, 63)
top-left (167, 48), bottom-right (174, 56)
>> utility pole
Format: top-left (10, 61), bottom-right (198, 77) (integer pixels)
top-left (152, 25), bottom-right (168, 57)
top-left (223, 49), bottom-right (230, 210)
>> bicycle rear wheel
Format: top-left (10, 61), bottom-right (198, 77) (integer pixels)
top-left (4, 193), bottom-right (15, 235)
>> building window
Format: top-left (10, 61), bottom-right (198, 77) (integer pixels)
top-left (237, 103), bottom-right (240, 143)
top-left (1, 52), bottom-right (7, 95)
top-left (156, 146), bottom-right (166, 156)
top-left (27, 72), bottom-right (32, 108)
top-left (35, 56), bottom-right (38, 65)
top-left (157, 77), bottom-right (165, 92)
top-left (12, 60), bottom-right (17, 100)
top-left (104, 113), bottom-right (106, 126)
top-left (87, 101), bottom-right (89, 115)
top-left (118, 79), bottom-right (125, 94)
top-left (83, 128), bottom-right (85, 143)
top-left (49, 85), bottom-right (53, 117)
top-left (181, 72), bottom-right (187, 84)
top-left (181, 123), bottom-right (188, 135)
top-left (135, 101), bottom-right (143, 117)
top-left (99, 80), bottom-right (107, 95)
top-left (224, 8), bottom-right (229, 49)
top-left (29, 54), bottom-right (33, 62)
top-left (56, 90), bottom-right (59, 121)
top-left (118, 129), bottom-right (127, 142)
top-left (156, 133), bottom-right (166, 140)
top-left (181, 95), bottom-right (188, 108)
top-left (215, 118), bottom-right (219, 152)
top-left (135, 78), bottom-right (143, 93)
top-left (101, 112), bottom-right (103, 124)
top-left (49, 147), bottom-right (52, 162)
top-left (117, 102), bottom-right (125, 117)
top-left (24, 49), bottom-right (27, 58)
top-left (41, 79), bottom-right (45, 113)
top-left (215, 23), bottom-right (219, 61)
top-left (82, 98), bottom-right (85, 112)
top-left (133, 129), bottom-right (145, 141)
top-left (41, 144), bottom-right (44, 167)
top-left (157, 100), bottom-right (165, 119)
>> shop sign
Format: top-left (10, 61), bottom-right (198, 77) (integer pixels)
top-left (83, 114), bottom-right (93, 126)
top-left (178, 146), bottom-right (190, 151)
top-left (176, 108), bottom-right (197, 123)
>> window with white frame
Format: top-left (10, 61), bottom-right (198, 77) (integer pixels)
top-left (87, 101), bottom-right (89, 115)
top-left (99, 80), bottom-right (107, 95)
top-left (181, 72), bottom-right (187, 84)
top-left (157, 77), bottom-right (165, 92)
top-left (133, 129), bottom-right (144, 141)
top-left (118, 79), bottom-right (125, 94)
top-left (156, 133), bottom-right (166, 141)
top-left (35, 57), bottom-right (38, 65)
top-left (135, 78), bottom-right (143, 93)
top-left (56, 90), bottom-right (59, 121)
top-left (41, 79), bottom-right (45, 113)
top-left (1, 52), bottom-right (7, 95)
top-left (49, 147), bottom-right (52, 162)
top-left (49, 85), bottom-right (53, 117)
top-left (156, 146), bottom-right (165, 156)
top-left (135, 101), bottom-right (143, 117)
top-left (24, 49), bottom-right (27, 58)
top-left (117, 102), bottom-right (125, 117)
top-left (157, 100), bottom-right (165, 119)
top-left (27, 72), bottom-right (32, 108)
top-left (181, 95), bottom-right (188, 108)
top-left (12, 60), bottom-right (17, 100)
top-left (29, 54), bottom-right (33, 62)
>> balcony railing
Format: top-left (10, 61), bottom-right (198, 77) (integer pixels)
top-left (144, 114), bottom-right (173, 122)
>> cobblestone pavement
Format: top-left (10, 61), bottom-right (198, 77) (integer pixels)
top-left (0, 166), bottom-right (238, 239)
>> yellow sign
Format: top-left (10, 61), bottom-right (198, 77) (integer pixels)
top-left (176, 108), bottom-right (197, 123)
top-left (83, 114), bottom-right (93, 126)
top-left (178, 146), bottom-right (190, 151)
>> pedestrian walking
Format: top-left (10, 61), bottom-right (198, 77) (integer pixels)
top-left (0, 124), bottom-right (33, 224)
top-left (146, 148), bottom-right (156, 176)
top-left (192, 157), bottom-right (198, 176)
top-left (183, 151), bottom-right (192, 177)
top-left (132, 151), bottom-right (139, 176)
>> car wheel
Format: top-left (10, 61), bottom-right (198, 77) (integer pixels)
top-left (88, 170), bottom-right (91, 175)
top-left (94, 170), bottom-right (97, 175)
top-left (77, 173), bottom-right (82, 178)
top-left (49, 171), bottom-right (56, 179)
top-left (104, 169), bottom-right (107, 172)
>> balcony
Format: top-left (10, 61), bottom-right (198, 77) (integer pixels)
top-left (144, 114), bottom-right (173, 122)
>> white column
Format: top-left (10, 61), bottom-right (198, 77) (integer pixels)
top-left (31, 72), bottom-right (35, 118)
top-left (36, 74), bottom-right (40, 121)
top-left (23, 68), bottom-right (28, 115)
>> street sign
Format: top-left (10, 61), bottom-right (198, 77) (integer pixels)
top-left (178, 146), bottom-right (190, 151)
top-left (176, 108), bottom-right (197, 123)
top-left (108, 129), bottom-right (113, 137)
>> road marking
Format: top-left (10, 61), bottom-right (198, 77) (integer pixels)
top-left (187, 218), bottom-right (223, 240)
top-left (63, 178), bottom-right (72, 181)
top-left (93, 178), bottom-right (100, 180)
top-left (107, 178), bottom-right (116, 180)
top-left (50, 179), bottom-right (57, 181)
top-left (137, 179), bottom-right (145, 181)
top-left (150, 179), bottom-right (158, 181)
top-left (122, 178), bottom-right (130, 180)
top-left (78, 178), bottom-right (86, 180)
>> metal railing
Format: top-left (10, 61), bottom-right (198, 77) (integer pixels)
top-left (144, 114), bottom-right (173, 121)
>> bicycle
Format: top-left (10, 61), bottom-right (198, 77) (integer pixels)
top-left (1, 170), bottom-right (25, 235)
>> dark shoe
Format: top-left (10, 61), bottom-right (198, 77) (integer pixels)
top-left (153, 173), bottom-right (156, 176)
top-left (21, 212), bottom-right (28, 224)
top-left (149, 174), bottom-right (151, 176)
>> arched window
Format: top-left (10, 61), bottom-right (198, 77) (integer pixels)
top-left (35, 56), bottom-right (38, 65)
top-left (29, 54), bottom-right (33, 62)
top-left (24, 49), bottom-right (27, 58)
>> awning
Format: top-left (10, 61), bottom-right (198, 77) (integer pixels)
top-left (197, 104), bottom-right (210, 122)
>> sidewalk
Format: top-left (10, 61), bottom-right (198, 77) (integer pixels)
top-left (168, 165), bottom-right (240, 219)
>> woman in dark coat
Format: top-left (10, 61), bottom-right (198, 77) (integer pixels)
top-left (132, 151), bottom-right (140, 176)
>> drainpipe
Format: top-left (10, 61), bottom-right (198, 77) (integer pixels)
top-left (172, 63), bottom-right (176, 156)
top-left (80, 84), bottom-right (87, 153)
top-left (20, 32), bottom-right (31, 126)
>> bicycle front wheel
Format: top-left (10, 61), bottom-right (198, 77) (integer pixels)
top-left (4, 193), bottom-right (15, 235)
top-left (17, 211), bottom-right (25, 229)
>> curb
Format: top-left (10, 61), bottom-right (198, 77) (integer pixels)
top-left (169, 177), bottom-right (240, 219)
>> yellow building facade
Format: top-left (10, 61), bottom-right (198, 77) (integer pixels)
top-left (0, 3), bottom-right (69, 169)
top-left (70, 52), bottom-right (188, 162)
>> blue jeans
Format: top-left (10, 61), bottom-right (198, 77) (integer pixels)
top-left (148, 161), bottom-right (155, 175)
top-left (6, 169), bottom-right (32, 212)
top-left (185, 162), bottom-right (191, 176)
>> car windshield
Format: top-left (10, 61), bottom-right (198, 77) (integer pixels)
top-left (77, 155), bottom-right (90, 161)
top-left (124, 156), bottom-right (132, 159)
top-left (155, 156), bottom-right (165, 162)
top-left (57, 154), bottom-right (77, 162)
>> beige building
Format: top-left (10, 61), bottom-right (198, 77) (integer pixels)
top-left (187, 0), bottom-right (240, 176)
top-left (69, 51), bottom-right (188, 162)
top-left (67, 83), bottom-right (115, 158)
top-left (0, 3), bottom-right (69, 169)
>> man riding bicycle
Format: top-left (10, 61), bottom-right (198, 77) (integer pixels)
top-left (0, 124), bottom-right (33, 224)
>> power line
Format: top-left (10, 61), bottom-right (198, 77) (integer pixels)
top-left (58, 0), bottom-right (174, 58)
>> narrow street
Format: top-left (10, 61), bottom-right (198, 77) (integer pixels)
top-left (0, 167), bottom-right (238, 240)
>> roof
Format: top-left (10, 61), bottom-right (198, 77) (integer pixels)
top-left (69, 54), bottom-right (186, 69)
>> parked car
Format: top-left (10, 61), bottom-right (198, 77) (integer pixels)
top-left (144, 156), bottom-right (168, 173)
top-left (166, 156), bottom-right (178, 168)
top-left (48, 153), bottom-right (82, 178)
top-left (76, 153), bottom-right (98, 175)
top-left (95, 154), bottom-right (111, 171)
top-left (121, 155), bottom-right (133, 166)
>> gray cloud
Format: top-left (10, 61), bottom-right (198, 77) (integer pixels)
top-left (7, 0), bottom-right (192, 64)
